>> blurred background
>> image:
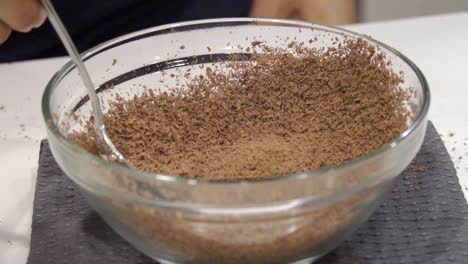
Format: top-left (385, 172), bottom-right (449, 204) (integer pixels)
top-left (1, 0), bottom-right (468, 62)
top-left (358, 0), bottom-right (468, 23)
top-left (250, 0), bottom-right (468, 25)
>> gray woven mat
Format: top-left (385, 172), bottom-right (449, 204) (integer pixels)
top-left (27, 122), bottom-right (468, 263)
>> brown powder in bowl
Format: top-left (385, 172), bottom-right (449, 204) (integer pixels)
top-left (98, 185), bottom-right (383, 264)
top-left (71, 38), bottom-right (411, 263)
top-left (73, 39), bottom-right (409, 180)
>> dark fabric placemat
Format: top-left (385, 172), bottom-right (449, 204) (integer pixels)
top-left (27, 122), bottom-right (468, 264)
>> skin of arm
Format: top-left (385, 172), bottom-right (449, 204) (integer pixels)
top-left (250, 0), bottom-right (356, 25)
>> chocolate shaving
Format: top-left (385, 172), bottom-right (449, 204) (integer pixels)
top-left (72, 39), bottom-right (410, 181)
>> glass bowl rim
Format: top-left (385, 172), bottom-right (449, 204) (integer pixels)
top-left (42, 17), bottom-right (430, 203)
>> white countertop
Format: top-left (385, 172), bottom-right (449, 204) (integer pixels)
top-left (1, 12), bottom-right (467, 263)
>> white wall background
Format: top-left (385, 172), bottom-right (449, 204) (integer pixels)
top-left (359, 0), bottom-right (468, 22)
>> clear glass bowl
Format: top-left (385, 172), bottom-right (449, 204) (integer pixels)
top-left (42, 18), bottom-right (430, 264)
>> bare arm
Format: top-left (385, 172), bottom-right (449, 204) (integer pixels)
top-left (250, 0), bottom-right (356, 25)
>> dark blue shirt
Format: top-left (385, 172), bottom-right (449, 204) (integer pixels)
top-left (0, 0), bottom-right (252, 62)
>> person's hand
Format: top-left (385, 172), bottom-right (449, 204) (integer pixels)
top-left (0, 0), bottom-right (47, 44)
top-left (250, 0), bottom-right (356, 25)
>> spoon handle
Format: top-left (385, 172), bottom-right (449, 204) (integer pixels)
top-left (42, 0), bottom-right (128, 164)
top-left (41, 0), bottom-right (105, 129)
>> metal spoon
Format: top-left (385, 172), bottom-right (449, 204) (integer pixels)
top-left (42, 0), bottom-right (129, 165)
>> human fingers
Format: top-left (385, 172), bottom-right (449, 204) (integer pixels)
top-left (0, 20), bottom-right (12, 44)
top-left (0, 0), bottom-right (47, 32)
